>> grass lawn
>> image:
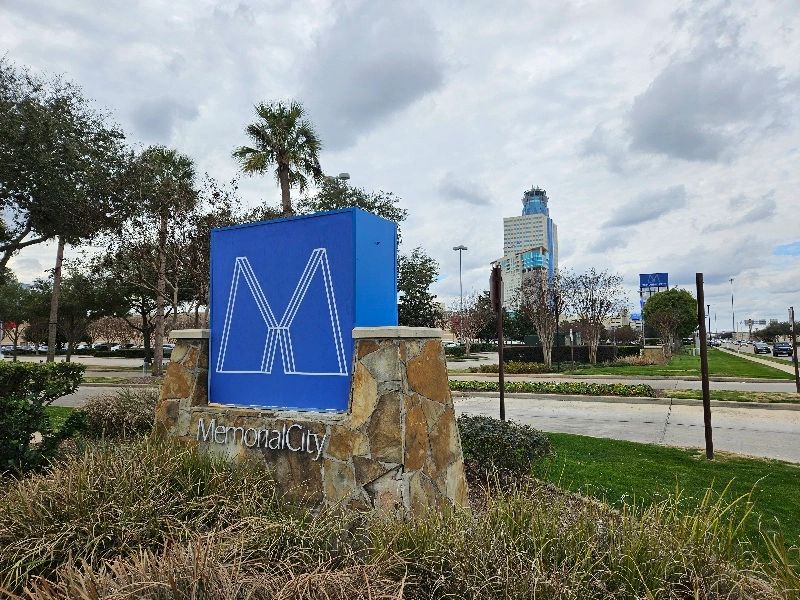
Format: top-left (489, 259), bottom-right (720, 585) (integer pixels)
top-left (666, 389), bottom-right (800, 404)
top-left (45, 406), bottom-right (76, 430)
top-left (565, 348), bottom-right (793, 379)
top-left (534, 432), bottom-right (800, 550)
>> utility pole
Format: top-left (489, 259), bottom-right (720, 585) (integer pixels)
top-left (790, 307), bottom-right (800, 394)
top-left (707, 303), bottom-right (711, 342)
top-left (490, 264), bottom-right (505, 421)
top-left (696, 273), bottom-right (714, 459)
top-left (453, 245), bottom-right (467, 343)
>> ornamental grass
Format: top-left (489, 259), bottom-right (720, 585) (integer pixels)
top-left (0, 437), bottom-right (796, 598)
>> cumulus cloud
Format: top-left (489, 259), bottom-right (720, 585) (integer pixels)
top-left (130, 96), bottom-right (199, 142)
top-left (703, 192), bottom-right (777, 232)
top-left (629, 7), bottom-right (792, 162)
top-left (605, 185), bottom-right (687, 228)
top-left (437, 172), bottom-right (492, 206)
top-left (301, 0), bottom-right (445, 150)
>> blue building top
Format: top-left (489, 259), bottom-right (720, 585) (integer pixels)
top-left (521, 187), bottom-right (549, 216)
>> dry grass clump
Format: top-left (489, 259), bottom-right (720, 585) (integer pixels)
top-left (82, 387), bottom-right (159, 438)
top-left (1, 437), bottom-right (796, 598)
top-left (11, 537), bottom-right (404, 600)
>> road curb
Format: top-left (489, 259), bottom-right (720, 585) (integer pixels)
top-left (450, 390), bottom-right (800, 411)
top-left (82, 382), bottom-right (159, 388)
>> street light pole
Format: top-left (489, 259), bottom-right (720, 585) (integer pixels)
top-left (707, 304), bottom-right (711, 342)
top-left (453, 245), bottom-right (468, 343)
top-left (730, 278), bottom-right (735, 340)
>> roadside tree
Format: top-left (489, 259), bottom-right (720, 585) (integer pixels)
top-left (0, 275), bottom-right (33, 359)
top-left (643, 288), bottom-right (697, 357)
top-left (233, 100), bottom-right (322, 216)
top-left (0, 60), bottom-right (130, 363)
top-left (398, 248), bottom-right (441, 328)
top-left (449, 292), bottom-right (492, 356)
top-left (515, 269), bottom-right (571, 369)
top-left (298, 177), bottom-right (408, 238)
top-left (567, 269), bottom-right (626, 364)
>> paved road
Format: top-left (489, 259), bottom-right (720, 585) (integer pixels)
top-left (454, 395), bottom-right (800, 462)
top-left (450, 374), bottom-right (798, 393)
top-left (55, 385), bottom-right (157, 408)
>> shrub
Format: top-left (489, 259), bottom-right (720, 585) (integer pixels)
top-left (444, 345), bottom-right (465, 358)
top-left (82, 387), bottom-right (159, 439)
top-left (457, 414), bottom-right (552, 479)
top-left (450, 379), bottom-right (656, 397)
top-left (0, 437), bottom-right (291, 588)
top-left (0, 362), bottom-right (85, 475)
top-left (618, 354), bottom-right (659, 366)
top-left (504, 345), bottom-right (641, 364)
top-left (0, 438), bottom-right (794, 597)
top-left (468, 361), bottom-right (552, 374)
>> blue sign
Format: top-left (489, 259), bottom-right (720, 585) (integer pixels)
top-left (639, 272), bottom-right (668, 288)
top-left (630, 312), bottom-right (641, 322)
top-left (209, 208), bottom-right (397, 412)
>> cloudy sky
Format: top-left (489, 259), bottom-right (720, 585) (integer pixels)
top-left (2, 0), bottom-right (798, 327)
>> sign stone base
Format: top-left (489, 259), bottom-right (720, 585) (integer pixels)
top-left (155, 327), bottom-right (469, 514)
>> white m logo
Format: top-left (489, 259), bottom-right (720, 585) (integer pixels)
top-left (215, 248), bottom-right (348, 376)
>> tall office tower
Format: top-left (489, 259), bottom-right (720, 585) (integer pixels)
top-left (498, 186), bottom-right (559, 308)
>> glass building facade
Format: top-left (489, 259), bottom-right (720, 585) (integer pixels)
top-left (498, 186), bottom-right (559, 308)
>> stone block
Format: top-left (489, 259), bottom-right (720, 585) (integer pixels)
top-left (360, 343), bottom-right (400, 383)
top-left (161, 362), bottom-right (192, 400)
top-left (403, 396), bottom-right (429, 471)
top-left (182, 346), bottom-right (200, 371)
top-left (190, 376), bottom-right (208, 407)
top-left (323, 459), bottom-right (356, 503)
top-left (406, 339), bottom-right (450, 404)
top-left (170, 343), bottom-right (189, 364)
top-left (155, 399), bottom-right (179, 432)
top-left (367, 392), bottom-right (402, 463)
top-left (349, 362), bottom-right (378, 429)
top-left (353, 455), bottom-right (391, 486)
top-left (326, 426), bottom-right (368, 461)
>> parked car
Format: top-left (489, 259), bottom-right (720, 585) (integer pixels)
top-left (753, 342), bottom-right (770, 354)
top-left (773, 342), bottom-right (793, 357)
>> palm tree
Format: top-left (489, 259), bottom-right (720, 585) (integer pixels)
top-left (233, 101), bottom-right (322, 216)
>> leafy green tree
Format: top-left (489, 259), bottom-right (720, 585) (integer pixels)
top-left (643, 288), bottom-right (697, 357)
top-left (398, 248), bottom-right (441, 327)
top-left (233, 100), bottom-right (322, 216)
top-left (0, 59), bottom-right (129, 362)
top-left (112, 147), bottom-right (197, 375)
top-left (753, 321), bottom-right (791, 342)
top-left (0, 275), bottom-right (33, 359)
top-left (298, 177), bottom-right (408, 239)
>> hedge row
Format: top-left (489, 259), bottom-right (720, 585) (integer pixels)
top-left (449, 379), bottom-right (656, 397)
top-left (503, 345), bottom-right (640, 364)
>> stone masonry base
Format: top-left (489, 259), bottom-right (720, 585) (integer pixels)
top-left (154, 328), bottom-right (468, 514)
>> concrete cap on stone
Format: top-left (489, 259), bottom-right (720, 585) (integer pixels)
top-left (352, 326), bottom-right (443, 339)
top-left (170, 329), bottom-right (210, 339)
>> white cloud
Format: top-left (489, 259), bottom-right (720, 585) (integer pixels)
top-left (1, 0), bottom-right (799, 322)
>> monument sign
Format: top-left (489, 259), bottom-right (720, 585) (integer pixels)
top-left (155, 208), bottom-right (468, 514)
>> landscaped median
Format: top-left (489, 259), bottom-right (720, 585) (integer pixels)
top-left (449, 378), bottom-right (800, 405)
top-left (449, 379), bottom-right (656, 397)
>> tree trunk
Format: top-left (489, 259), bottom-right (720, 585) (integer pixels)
top-left (194, 303), bottom-right (200, 328)
top-left (153, 211), bottom-right (168, 376)
top-left (589, 326), bottom-right (600, 364)
top-left (142, 315), bottom-right (152, 369)
top-left (46, 235), bottom-right (66, 363)
top-left (278, 163), bottom-right (292, 215)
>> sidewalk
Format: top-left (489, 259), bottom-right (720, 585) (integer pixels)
top-left (718, 346), bottom-right (797, 376)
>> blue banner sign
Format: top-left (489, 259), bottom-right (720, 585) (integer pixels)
top-left (630, 313), bottom-right (642, 321)
top-left (209, 208), bottom-right (397, 411)
top-left (639, 272), bottom-right (668, 288)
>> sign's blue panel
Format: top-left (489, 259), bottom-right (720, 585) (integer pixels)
top-left (639, 272), bottom-right (668, 288)
top-left (209, 208), bottom-right (397, 412)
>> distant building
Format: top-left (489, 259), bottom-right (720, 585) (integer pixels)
top-left (498, 186), bottom-right (559, 308)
